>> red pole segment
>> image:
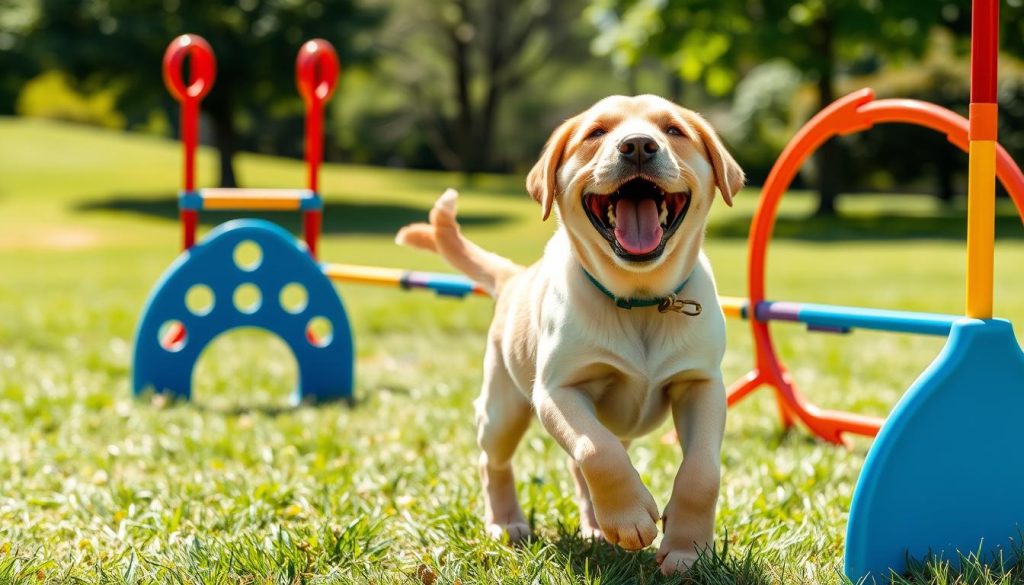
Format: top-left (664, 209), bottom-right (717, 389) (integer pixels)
top-left (296, 39), bottom-right (340, 259)
top-left (163, 34), bottom-right (216, 250)
top-left (970, 0), bottom-right (999, 104)
top-left (302, 211), bottom-right (322, 258)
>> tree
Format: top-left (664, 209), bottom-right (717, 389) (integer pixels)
top-left (587, 0), bottom-right (954, 215)
top-left (28, 0), bottom-right (383, 187)
top-left (377, 0), bottom-right (583, 174)
top-left (0, 0), bottom-right (40, 114)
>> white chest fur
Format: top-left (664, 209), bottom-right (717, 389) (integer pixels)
top-left (532, 234), bottom-right (726, 438)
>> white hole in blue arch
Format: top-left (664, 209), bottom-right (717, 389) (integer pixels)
top-left (186, 284), bottom-right (215, 316)
top-left (192, 328), bottom-right (298, 410)
top-left (234, 240), bottom-right (262, 272)
top-left (280, 283), bottom-right (308, 314)
top-left (306, 316), bottom-right (333, 348)
top-left (233, 283), bottom-right (262, 314)
top-left (158, 320), bottom-right (187, 352)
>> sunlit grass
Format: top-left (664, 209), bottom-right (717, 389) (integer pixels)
top-left (1, 118), bottom-right (1023, 583)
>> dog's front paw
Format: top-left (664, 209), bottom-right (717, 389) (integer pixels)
top-left (579, 455), bottom-right (660, 550)
top-left (591, 492), bottom-right (659, 550)
top-left (656, 547), bottom-right (699, 576)
top-left (485, 519), bottom-right (531, 544)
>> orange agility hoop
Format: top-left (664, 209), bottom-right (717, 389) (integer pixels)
top-left (725, 88), bottom-right (1024, 445)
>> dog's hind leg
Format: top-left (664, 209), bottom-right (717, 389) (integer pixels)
top-left (476, 344), bottom-right (533, 543)
top-left (567, 457), bottom-right (601, 539)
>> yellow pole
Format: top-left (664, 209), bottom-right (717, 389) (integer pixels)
top-left (966, 137), bottom-right (996, 318)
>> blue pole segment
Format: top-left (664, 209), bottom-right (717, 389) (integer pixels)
top-left (402, 271), bottom-right (478, 298)
top-left (796, 302), bottom-right (960, 336)
top-left (754, 300), bottom-right (961, 337)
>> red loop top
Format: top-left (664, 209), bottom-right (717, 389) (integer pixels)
top-left (163, 34), bottom-right (217, 104)
top-left (296, 39), bottom-right (340, 106)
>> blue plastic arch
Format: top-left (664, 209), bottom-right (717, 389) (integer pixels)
top-left (845, 318), bottom-right (1024, 582)
top-left (132, 219), bottom-right (354, 404)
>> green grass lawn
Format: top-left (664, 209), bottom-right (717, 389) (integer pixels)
top-left (1, 117), bottom-right (1024, 584)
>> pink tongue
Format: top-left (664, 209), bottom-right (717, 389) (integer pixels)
top-left (614, 198), bottom-right (663, 255)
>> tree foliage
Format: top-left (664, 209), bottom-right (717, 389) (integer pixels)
top-left (586, 0), bottom-right (983, 214)
top-left (27, 0), bottom-right (383, 186)
top-left (0, 0), bottom-right (39, 114)
top-left (373, 0), bottom-right (584, 173)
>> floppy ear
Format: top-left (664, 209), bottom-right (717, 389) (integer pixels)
top-left (680, 110), bottom-right (745, 206)
top-left (526, 115), bottom-right (580, 221)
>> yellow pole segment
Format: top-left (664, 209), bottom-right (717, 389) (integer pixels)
top-left (323, 263), bottom-right (405, 287)
top-left (966, 139), bottom-right (997, 318)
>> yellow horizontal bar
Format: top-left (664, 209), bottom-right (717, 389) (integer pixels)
top-left (719, 296), bottom-right (747, 320)
top-left (199, 188), bottom-right (306, 211)
top-left (323, 263), bottom-right (404, 287)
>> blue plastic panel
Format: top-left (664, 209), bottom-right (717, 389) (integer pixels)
top-left (132, 219), bottom-right (353, 403)
top-left (846, 318), bottom-right (1024, 581)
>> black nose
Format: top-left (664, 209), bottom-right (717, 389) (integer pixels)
top-left (618, 134), bottom-right (659, 165)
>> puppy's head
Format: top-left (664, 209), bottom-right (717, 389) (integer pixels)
top-left (527, 95), bottom-right (743, 273)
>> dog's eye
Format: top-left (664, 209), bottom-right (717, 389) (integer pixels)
top-left (665, 126), bottom-right (684, 137)
top-left (585, 128), bottom-right (607, 140)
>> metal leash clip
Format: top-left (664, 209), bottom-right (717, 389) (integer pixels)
top-left (658, 295), bottom-right (702, 316)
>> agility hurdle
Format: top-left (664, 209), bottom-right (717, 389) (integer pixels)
top-left (133, 35), bottom-right (353, 403)
top-left (134, 35), bottom-right (494, 404)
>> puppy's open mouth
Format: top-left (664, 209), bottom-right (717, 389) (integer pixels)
top-left (583, 178), bottom-right (691, 262)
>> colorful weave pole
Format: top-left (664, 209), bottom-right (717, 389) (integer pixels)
top-left (322, 263), bottom-right (489, 298)
top-left (966, 0), bottom-right (999, 318)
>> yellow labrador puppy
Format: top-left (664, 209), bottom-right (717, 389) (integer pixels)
top-left (396, 94), bottom-right (743, 575)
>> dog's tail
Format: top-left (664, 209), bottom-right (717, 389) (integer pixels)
top-left (395, 189), bottom-right (523, 296)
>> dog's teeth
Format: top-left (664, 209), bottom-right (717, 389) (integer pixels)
top-left (607, 203), bottom-right (616, 227)
top-left (659, 200), bottom-right (668, 226)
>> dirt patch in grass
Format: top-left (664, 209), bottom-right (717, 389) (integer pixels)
top-left (0, 227), bottom-right (102, 250)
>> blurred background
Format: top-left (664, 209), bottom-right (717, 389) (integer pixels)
top-left (4, 0), bottom-right (1024, 216)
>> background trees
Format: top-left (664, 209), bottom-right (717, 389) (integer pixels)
top-left (5, 0), bottom-right (1024, 209)
top-left (332, 0), bottom-right (612, 175)
top-left (587, 0), bottom-right (981, 215)
top-left (0, 0), bottom-right (38, 115)
top-left (25, 0), bottom-right (383, 186)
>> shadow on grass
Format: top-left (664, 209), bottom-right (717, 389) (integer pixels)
top-left (142, 390), bottom-right (357, 418)
top-left (543, 525), bottom-right (773, 584)
top-left (708, 211), bottom-right (1024, 241)
top-left (74, 193), bottom-right (511, 235)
